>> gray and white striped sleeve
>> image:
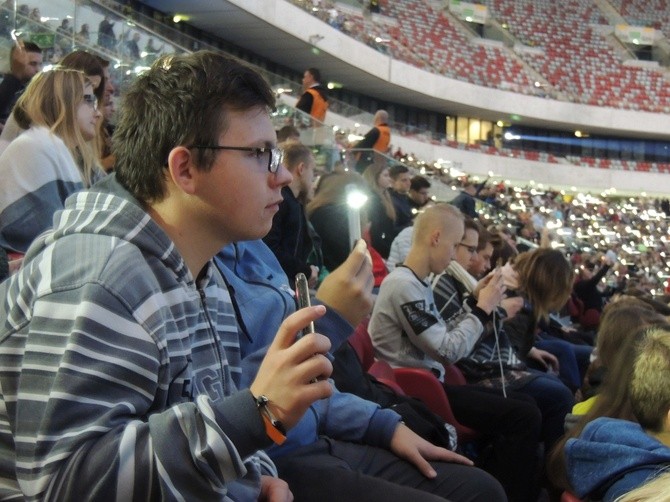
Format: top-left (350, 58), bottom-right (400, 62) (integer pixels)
top-left (7, 283), bottom-right (270, 501)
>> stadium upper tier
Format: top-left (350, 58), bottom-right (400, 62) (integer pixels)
top-left (9, 0), bottom-right (670, 192)
top-left (611, 0), bottom-right (670, 39)
top-left (293, 0), bottom-right (670, 114)
top-left (486, 0), bottom-right (670, 113)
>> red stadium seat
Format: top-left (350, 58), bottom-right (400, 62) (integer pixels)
top-left (393, 368), bottom-right (480, 443)
top-left (349, 319), bottom-right (481, 443)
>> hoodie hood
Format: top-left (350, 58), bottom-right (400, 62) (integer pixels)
top-left (215, 241), bottom-right (352, 359)
top-left (565, 417), bottom-right (670, 500)
top-left (219, 240), bottom-right (294, 295)
top-left (24, 173), bottom-right (193, 285)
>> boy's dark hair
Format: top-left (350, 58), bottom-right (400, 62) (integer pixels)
top-left (463, 217), bottom-right (480, 235)
top-left (389, 164), bottom-right (409, 180)
top-left (114, 51), bottom-right (275, 203)
top-left (410, 175), bottom-right (431, 191)
top-left (476, 225), bottom-right (494, 251)
top-left (24, 41), bottom-right (41, 53)
top-left (306, 67), bottom-right (321, 83)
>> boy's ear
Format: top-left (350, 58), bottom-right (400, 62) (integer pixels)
top-left (166, 146), bottom-right (197, 195)
top-left (430, 228), bottom-right (441, 247)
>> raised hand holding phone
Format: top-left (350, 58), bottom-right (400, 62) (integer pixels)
top-left (249, 305), bottom-right (333, 433)
top-left (499, 261), bottom-right (519, 290)
top-left (476, 266), bottom-right (506, 314)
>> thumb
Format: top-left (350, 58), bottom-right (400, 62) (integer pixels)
top-left (271, 305), bottom-right (326, 350)
top-left (339, 239), bottom-right (370, 276)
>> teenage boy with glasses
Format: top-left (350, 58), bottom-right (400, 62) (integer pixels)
top-left (0, 51), bottom-right (333, 501)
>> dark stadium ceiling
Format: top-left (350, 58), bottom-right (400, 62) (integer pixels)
top-left (138, 0), bottom-right (666, 138)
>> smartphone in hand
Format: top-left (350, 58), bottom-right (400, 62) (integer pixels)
top-left (295, 272), bottom-right (315, 339)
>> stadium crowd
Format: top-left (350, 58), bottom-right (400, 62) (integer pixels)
top-left (0, 2), bottom-right (670, 501)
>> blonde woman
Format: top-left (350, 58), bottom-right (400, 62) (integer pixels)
top-left (0, 50), bottom-right (107, 148)
top-left (0, 68), bottom-right (101, 253)
top-left (563, 326), bottom-right (670, 501)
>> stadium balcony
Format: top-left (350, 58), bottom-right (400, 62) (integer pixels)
top-left (292, 0), bottom-right (670, 113)
top-left (290, 0), bottom-right (541, 95)
top-left (9, 0), bottom-right (670, 194)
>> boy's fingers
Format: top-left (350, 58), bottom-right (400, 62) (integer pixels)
top-left (340, 239), bottom-right (370, 276)
top-left (273, 305), bottom-right (327, 350)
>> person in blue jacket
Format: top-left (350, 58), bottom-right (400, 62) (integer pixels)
top-left (565, 418), bottom-right (670, 501)
top-left (215, 239), bottom-right (506, 502)
top-left (566, 326), bottom-right (670, 501)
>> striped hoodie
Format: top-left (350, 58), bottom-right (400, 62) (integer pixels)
top-left (0, 174), bottom-right (274, 501)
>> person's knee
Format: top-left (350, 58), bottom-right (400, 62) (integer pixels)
top-left (431, 464), bottom-right (506, 502)
top-left (550, 380), bottom-right (576, 412)
top-left (518, 401), bottom-right (543, 437)
top-left (519, 378), bottom-right (574, 431)
top-left (497, 399), bottom-right (543, 437)
top-left (460, 467), bottom-right (507, 502)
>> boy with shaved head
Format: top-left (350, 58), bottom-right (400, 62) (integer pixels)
top-left (370, 204), bottom-right (544, 502)
top-left (370, 204), bottom-right (504, 373)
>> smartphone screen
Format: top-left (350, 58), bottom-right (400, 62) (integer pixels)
top-left (295, 273), bottom-right (315, 339)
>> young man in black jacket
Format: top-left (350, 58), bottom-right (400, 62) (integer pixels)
top-left (263, 142), bottom-right (320, 288)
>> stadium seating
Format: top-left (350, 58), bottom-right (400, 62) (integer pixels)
top-left (611, 0), bottom-right (670, 39)
top-left (349, 319), bottom-right (481, 443)
top-left (292, 0), bottom-right (670, 113)
top-left (486, 0), bottom-right (670, 112)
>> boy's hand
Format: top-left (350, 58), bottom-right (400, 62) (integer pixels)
top-left (250, 305), bottom-right (333, 430)
top-left (316, 239), bottom-right (374, 327)
top-left (390, 423), bottom-right (473, 479)
top-left (500, 262), bottom-right (518, 289)
top-left (476, 268), bottom-right (506, 314)
top-left (528, 347), bottom-right (559, 373)
top-left (259, 476), bottom-right (293, 502)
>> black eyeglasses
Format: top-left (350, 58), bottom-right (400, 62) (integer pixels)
top-left (188, 145), bottom-right (283, 173)
top-left (82, 94), bottom-right (98, 110)
top-left (458, 243), bottom-right (478, 254)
